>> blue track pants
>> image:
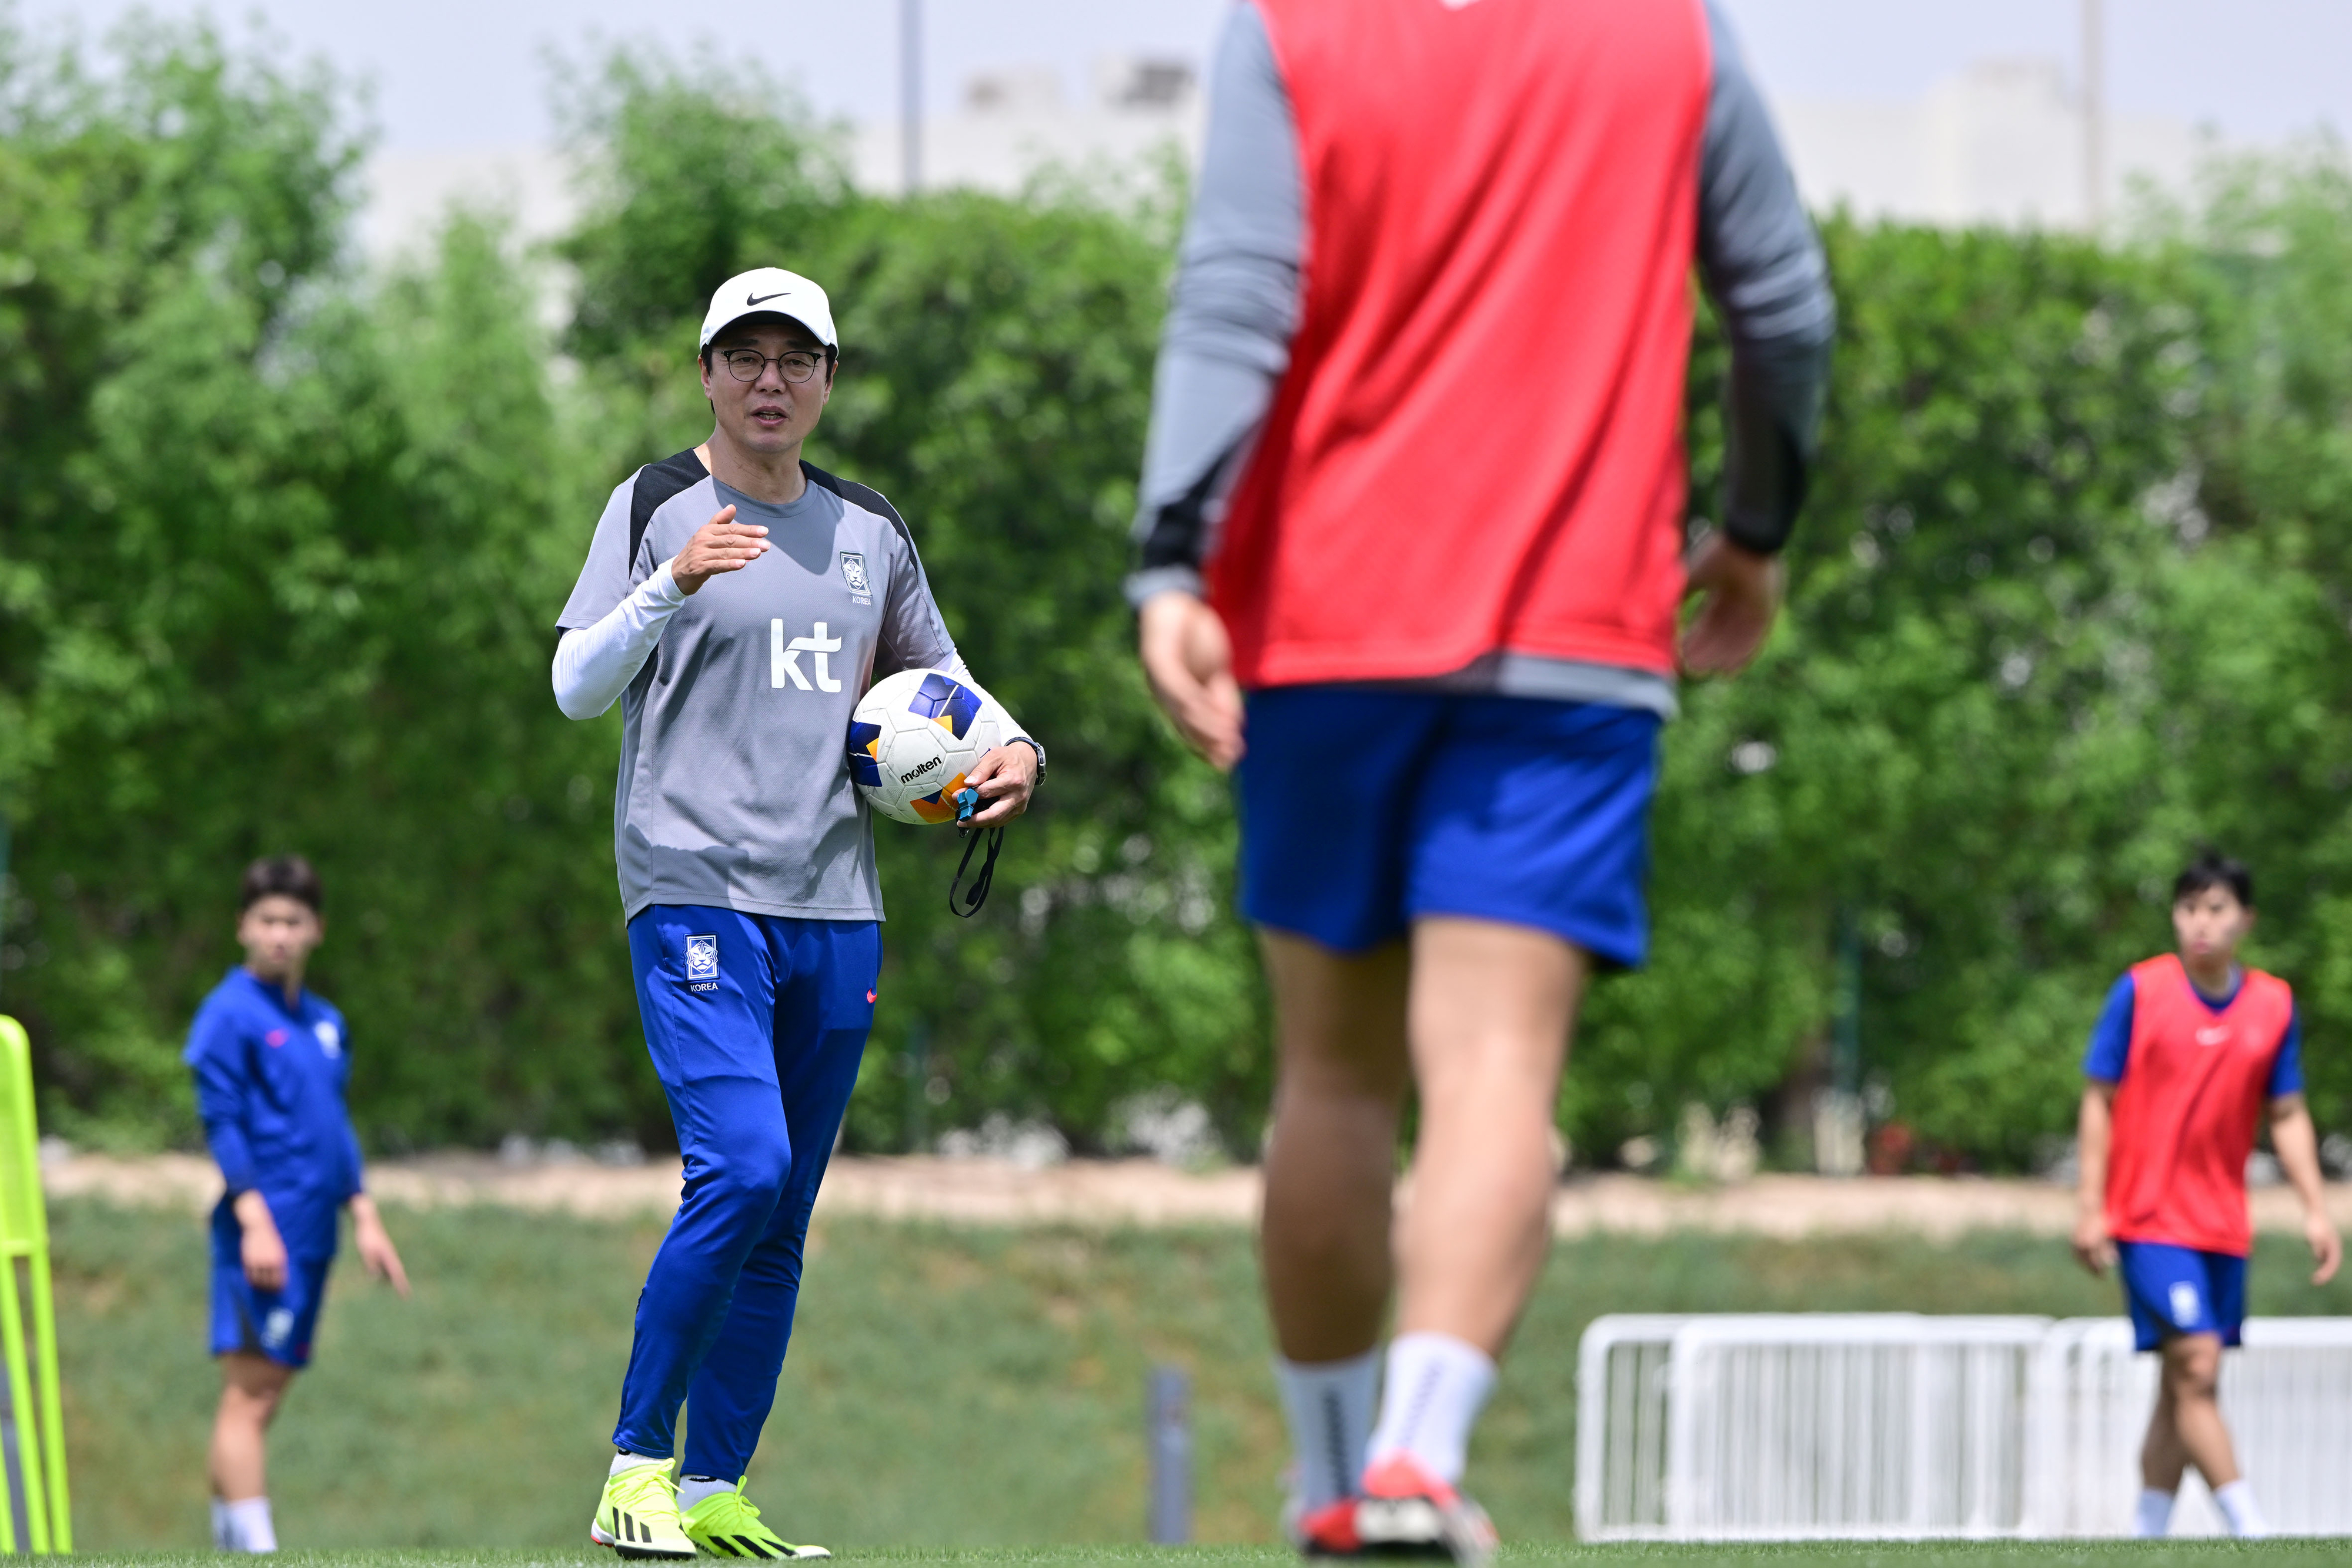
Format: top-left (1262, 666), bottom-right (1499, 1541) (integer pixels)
top-left (612, 906), bottom-right (880, 1476)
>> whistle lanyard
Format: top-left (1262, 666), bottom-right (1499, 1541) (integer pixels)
top-left (950, 825), bottom-right (1005, 918)
top-left (948, 786), bottom-right (1005, 918)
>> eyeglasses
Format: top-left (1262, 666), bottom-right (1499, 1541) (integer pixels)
top-left (715, 347), bottom-right (830, 384)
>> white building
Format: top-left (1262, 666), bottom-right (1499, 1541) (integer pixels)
top-left (845, 55), bottom-right (1202, 196)
top-left (354, 55), bottom-right (1200, 264)
top-left (833, 51), bottom-right (2207, 230)
top-left (358, 145), bottom-right (578, 261)
top-left (1776, 57), bottom-right (2210, 230)
top-left (355, 54), bottom-right (2210, 259)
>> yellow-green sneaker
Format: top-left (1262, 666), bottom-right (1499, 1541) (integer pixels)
top-left (592, 1457), bottom-right (697, 1560)
top-left (682, 1480), bottom-right (831, 1560)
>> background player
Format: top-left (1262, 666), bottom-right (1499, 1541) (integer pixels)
top-left (1126, 1), bottom-right (1834, 1557)
top-left (554, 268), bottom-right (1041, 1560)
top-left (2073, 850), bottom-right (2341, 1539)
top-left (186, 854), bottom-right (410, 1553)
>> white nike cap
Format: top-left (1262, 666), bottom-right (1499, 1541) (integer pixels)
top-left (699, 268), bottom-right (838, 352)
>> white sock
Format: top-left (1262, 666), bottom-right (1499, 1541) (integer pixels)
top-left (223, 1496), bottom-right (276, 1553)
top-left (211, 1499), bottom-right (232, 1552)
top-left (1365, 1332), bottom-right (1497, 1486)
top-left (2132, 1487), bottom-right (2174, 1537)
top-left (612, 1450), bottom-right (670, 1477)
top-left (676, 1475), bottom-right (735, 1511)
top-left (1274, 1348), bottom-right (1381, 1512)
top-left (2214, 1479), bottom-right (2269, 1538)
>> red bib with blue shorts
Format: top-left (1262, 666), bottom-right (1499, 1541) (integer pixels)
top-left (2105, 954), bottom-right (2294, 1258)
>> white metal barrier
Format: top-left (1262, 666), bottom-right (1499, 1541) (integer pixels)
top-left (1576, 1315), bottom-right (2046, 1539)
top-left (1576, 1313), bottom-right (2352, 1541)
top-left (1573, 1315), bottom-right (1689, 1537)
top-left (2026, 1317), bottom-right (2352, 1538)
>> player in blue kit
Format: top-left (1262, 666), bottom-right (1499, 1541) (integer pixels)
top-left (185, 855), bottom-right (410, 1553)
top-left (554, 269), bottom-right (1041, 1559)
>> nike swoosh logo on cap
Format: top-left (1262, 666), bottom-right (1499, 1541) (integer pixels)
top-left (746, 290), bottom-right (791, 305)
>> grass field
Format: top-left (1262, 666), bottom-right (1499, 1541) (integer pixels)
top-left (52, 1200), bottom-right (2352, 1554)
top-left (48, 1545), bottom-right (2352, 1567)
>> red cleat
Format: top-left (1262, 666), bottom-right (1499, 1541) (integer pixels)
top-left (1293, 1496), bottom-right (1365, 1557)
top-left (1349, 1453), bottom-right (1498, 1565)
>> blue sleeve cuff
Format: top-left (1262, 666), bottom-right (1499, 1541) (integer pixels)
top-left (2083, 972), bottom-right (2136, 1082)
top-left (209, 1145), bottom-right (262, 1196)
top-left (2268, 1004), bottom-right (2306, 1099)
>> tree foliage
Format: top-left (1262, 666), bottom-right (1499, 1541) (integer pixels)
top-left (5, 31), bottom-right (2350, 1167)
top-left (0, 19), bottom-right (634, 1148)
top-left (1595, 172), bottom-right (2352, 1167)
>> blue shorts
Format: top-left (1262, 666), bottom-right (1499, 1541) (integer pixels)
top-left (1235, 688), bottom-right (1662, 965)
top-left (2117, 1239), bottom-right (2247, 1351)
top-left (209, 1214), bottom-right (330, 1368)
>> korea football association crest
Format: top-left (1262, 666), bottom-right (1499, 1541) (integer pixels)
top-left (840, 551), bottom-right (872, 604)
top-left (686, 934), bottom-right (720, 992)
top-left (313, 1020), bottom-right (342, 1058)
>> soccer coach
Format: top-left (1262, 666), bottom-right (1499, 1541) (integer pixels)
top-left (1128, 1), bottom-right (1834, 1560)
top-left (554, 269), bottom-right (1040, 1560)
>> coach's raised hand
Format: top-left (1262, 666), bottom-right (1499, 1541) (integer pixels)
top-left (670, 504), bottom-right (769, 594)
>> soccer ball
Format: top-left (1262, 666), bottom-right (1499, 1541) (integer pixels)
top-left (847, 668), bottom-right (1008, 825)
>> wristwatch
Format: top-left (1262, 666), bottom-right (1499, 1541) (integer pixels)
top-left (1009, 735), bottom-right (1047, 783)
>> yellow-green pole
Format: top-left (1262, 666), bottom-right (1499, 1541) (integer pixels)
top-left (0, 1018), bottom-right (65, 1551)
top-left (24, 1245), bottom-right (62, 1553)
top-left (0, 1247), bottom-right (36, 1553)
top-left (9, 1015), bottom-right (66, 1551)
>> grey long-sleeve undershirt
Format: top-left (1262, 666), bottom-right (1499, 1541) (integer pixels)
top-left (1131, 0), bottom-right (1837, 626)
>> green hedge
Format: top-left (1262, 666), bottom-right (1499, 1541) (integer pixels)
top-left (5, 29), bottom-right (2350, 1165)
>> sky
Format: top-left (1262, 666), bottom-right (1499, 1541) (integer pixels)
top-left (23, 0), bottom-right (2352, 152)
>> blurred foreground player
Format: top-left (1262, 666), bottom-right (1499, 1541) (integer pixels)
top-left (186, 855), bottom-right (410, 1552)
top-left (1128, 0), bottom-right (1833, 1557)
top-left (2072, 850), bottom-right (2341, 1539)
top-left (554, 269), bottom-right (1040, 1559)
